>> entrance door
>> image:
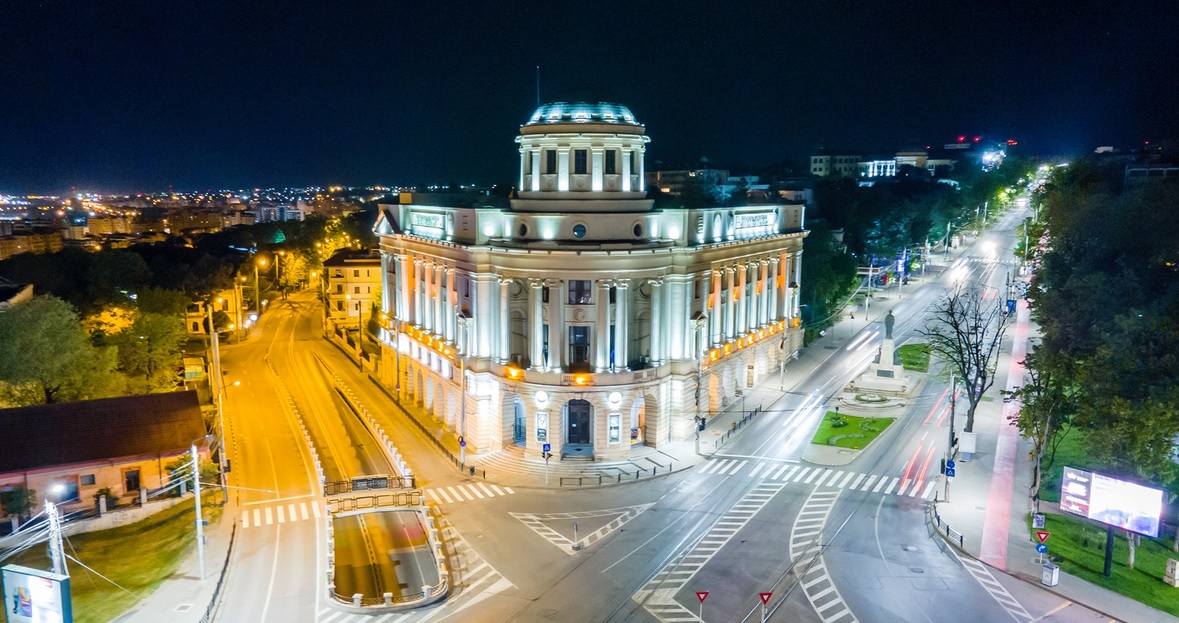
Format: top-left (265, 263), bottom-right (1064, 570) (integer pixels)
top-left (567, 400), bottom-right (592, 444)
top-left (513, 398), bottom-right (526, 446)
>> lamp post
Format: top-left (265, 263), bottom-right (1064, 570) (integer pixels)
top-left (944, 372), bottom-right (956, 502)
top-left (457, 314), bottom-right (471, 466)
top-left (254, 258), bottom-right (266, 317)
top-left (191, 434), bottom-right (212, 582)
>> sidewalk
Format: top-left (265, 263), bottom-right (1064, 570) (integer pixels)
top-left (116, 497), bottom-right (237, 623)
top-left (929, 299), bottom-right (1179, 623)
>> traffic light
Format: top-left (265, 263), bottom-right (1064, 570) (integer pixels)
top-left (940, 458), bottom-right (946, 475)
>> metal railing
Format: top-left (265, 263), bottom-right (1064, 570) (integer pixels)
top-left (324, 475), bottom-right (415, 497)
top-left (559, 461), bottom-right (676, 487)
top-left (930, 499), bottom-right (965, 549)
top-left (199, 523), bottom-right (237, 623)
top-left (703, 405), bottom-right (764, 452)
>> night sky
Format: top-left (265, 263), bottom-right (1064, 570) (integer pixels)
top-left (3, 1), bottom-right (1177, 193)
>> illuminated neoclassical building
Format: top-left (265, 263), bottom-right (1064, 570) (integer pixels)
top-left (373, 102), bottom-right (806, 462)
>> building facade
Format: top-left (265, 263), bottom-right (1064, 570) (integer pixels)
top-left (373, 102), bottom-right (807, 462)
top-left (322, 250), bottom-right (382, 335)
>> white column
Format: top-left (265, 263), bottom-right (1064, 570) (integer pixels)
top-left (529, 280), bottom-right (544, 369)
top-left (778, 253), bottom-right (790, 320)
top-left (709, 270), bottom-right (721, 345)
top-left (725, 266), bottom-right (736, 340)
top-left (413, 259), bottom-right (424, 327)
top-left (426, 261), bottom-right (437, 332)
top-left (621, 148), bottom-right (632, 192)
top-left (595, 280), bottom-right (611, 371)
top-left (699, 270), bottom-right (711, 349)
top-left (499, 277), bottom-right (511, 363)
top-left (548, 279), bottom-right (565, 369)
top-left (518, 148), bottom-right (526, 191)
top-left (558, 147), bottom-right (571, 192)
top-left (746, 261), bottom-right (759, 331)
top-left (614, 280), bottom-right (629, 369)
top-left (650, 278), bottom-right (663, 366)
top-left (396, 254), bottom-right (409, 323)
top-left (434, 264), bottom-right (444, 335)
top-left (636, 146), bottom-right (645, 192)
top-left (793, 250), bottom-right (803, 318)
top-left (442, 268), bottom-right (454, 342)
top-left (758, 260), bottom-right (769, 327)
top-left (736, 263), bottom-right (748, 335)
top-left (591, 147), bottom-right (604, 192)
top-left (768, 258), bottom-right (780, 321)
top-left (530, 148), bottom-right (541, 192)
top-left (473, 274), bottom-right (495, 357)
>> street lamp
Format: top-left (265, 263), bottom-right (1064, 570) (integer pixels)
top-left (254, 258), bottom-right (267, 317)
top-left (457, 313), bottom-right (472, 466)
top-left (190, 434), bottom-right (213, 582)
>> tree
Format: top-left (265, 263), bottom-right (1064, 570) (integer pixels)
top-left (115, 312), bottom-right (186, 394)
top-left (1004, 350), bottom-right (1075, 495)
top-left (799, 222), bottom-right (858, 336)
top-left (921, 284), bottom-right (1008, 432)
top-left (0, 296), bottom-right (121, 405)
top-left (0, 485), bottom-right (36, 522)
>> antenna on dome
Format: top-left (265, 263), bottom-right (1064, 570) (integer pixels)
top-left (536, 65), bottom-right (541, 106)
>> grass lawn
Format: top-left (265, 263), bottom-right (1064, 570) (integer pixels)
top-left (0, 499), bottom-right (222, 623)
top-left (1037, 429), bottom-right (1098, 504)
top-left (811, 412), bottom-right (895, 449)
top-left (896, 343), bottom-right (930, 372)
top-left (1034, 512), bottom-right (1179, 617)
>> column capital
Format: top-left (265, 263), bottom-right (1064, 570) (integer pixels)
top-left (529, 278), bottom-right (545, 289)
top-left (614, 278), bottom-right (631, 289)
top-left (595, 279), bottom-right (614, 289)
top-left (544, 278), bottom-right (563, 288)
top-left (649, 277), bottom-right (664, 287)
top-left (497, 275), bottom-right (513, 286)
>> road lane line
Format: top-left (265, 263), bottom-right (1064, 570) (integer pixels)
top-left (264, 507), bottom-right (273, 525)
top-left (837, 472), bottom-right (855, 488)
top-left (872, 476), bottom-right (887, 493)
top-left (716, 459), bottom-right (737, 474)
top-left (882, 477), bottom-right (898, 494)
top-left (288, 503), bottom-right (297, 521)
top-left (804, 468), bottom-right (821, 484)
top-left (476, 483), bottom-right (496, 497)
top-left (922, 481), bottom-right (937, 499)
top-left (446, 486), bottom-right (463, 501)
top-left (242, 512), bottom-right (250, 528)
top-left (435, 488), bottom-right (453, 504)
top-left (504, 486), bottom-right (515, 494)
top-left (490, 484), bottom-right (506, 495)
top-left (311, 502), bottom-right (321, 518)
top-left (458, 486), bottom-right (477, 501)
top-left (468, 485), bottom-right (486, 499)
top-left (276, 505), bottom-right (286, 523)
top-left (749, 462), bottom-right (766, 478)
top-left (319, 611), bottom-right (348, 623)
top-left (727, 461), bottom-right (747, 476)
top-left (701, 459), bottom-right (725, 474)
top-left (772, 465), bottom-right (791, 479)
top-left (300, 502), bottom-right (309, 520)
top-left (861, 474), bottom-right (878, 491)
top-left (794, 467), bottom-right (812, 482)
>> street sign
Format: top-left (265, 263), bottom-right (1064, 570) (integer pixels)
top-left (1036, 530), bottom-right (1051, 543)
top-left (759, 592), bottom-right (772, 605)
top-left (543, 443), bottom-right (551, 453)
top-left (1007, 299), bottom-right (1017, 314)
top-left (696, 591), bottom-right (709, 603)
top-left (1033, 513), bottom-right (1046, 529)
top-left (1036, 543), bottom-right (1048, 554)
top-left (460, 439), bottom-right (466, 448)
top-left (945, 467), bottom-right (956, 478)
top-left (946, 460), bottom-right (955, 470)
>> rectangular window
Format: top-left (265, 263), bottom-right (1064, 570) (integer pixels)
top-left (609, 287), bottom-right (616, 304)
top-left (542, 286), bottom-right (550, 303)
top-left (605, 151), bottom-right (616, 175)
top-left (568, 280), bottom-right (591, 304)
top-left (353, 269), bottom-right (359, 277)
top-left (336, 301), bottom-right (344, 311)
top-left (124, 469), bottom-right (141, 492)
top-left (354, 286), bottom-right (360, 294)
top-left (569, 326), bottom-right (590, 364)
top-left (574, 150), bottom-right (588, 174)
top-left (546, 150), bottom-right (557, 174)
top-left (336, 284), bottom-right (343, 294)
top-left (694, 280), bottom-right (702, 299)
top-left (80, 474), bottom-right (96, 486)
top-left (608, 413), bottom-right (621, 444)
top-left (50, 480), bottom-right (79, 503)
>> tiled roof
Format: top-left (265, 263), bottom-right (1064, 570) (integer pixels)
top-left (0, 391), bottom-right (205, 473)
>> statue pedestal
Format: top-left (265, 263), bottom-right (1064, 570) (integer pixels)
top-left (852, 337), bottom-right (912, 395)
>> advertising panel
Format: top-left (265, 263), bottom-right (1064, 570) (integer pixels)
top-left (1, 564), bottom-right (73, 623)
top-left (1058, 467), bottom-right (1163, 537)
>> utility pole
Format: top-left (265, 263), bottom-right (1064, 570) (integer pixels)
top-left (192, 442), bottom-right (206, 582)
top-left (944, 372), bottom-right (956, 501)
top-left (45, 500), bottom-right (67, 576)
top-left (207, 304), bottom-right (227, 495)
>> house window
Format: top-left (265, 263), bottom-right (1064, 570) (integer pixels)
top-left (542, 286), bottom-right (550, 303)
top-left (605, 151), bottom-right (616, 174)
top-left (574, 150), bottom-right (588, 174)
top-left (569, 326), bottom-right (590, 364)
top-left (80, 474), bottom-right (96, 486)
top-left (49, 480), bottom-right (79, 503)
top-left (568, 280), bottom-right (591, 304)
top-left (336, 301), bottom-right (344, 311)
top-left (336, 284), bottom-right (343, 294)
top-left (353, 270), bottom-right (360, 277)
top-left (334, 270), bottom-right (343, 278)
top-left (545, 150), bottom-right (557, 174)
top-left (124, 469), bottom-right (140, 492)
top-left (354, 286), bottom-right (360, 294)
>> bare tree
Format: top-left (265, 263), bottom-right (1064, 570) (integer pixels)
top-left (920, 284), bottom-right (1008, 432)
top-left (1003, 350), bottom-right (1074, 496)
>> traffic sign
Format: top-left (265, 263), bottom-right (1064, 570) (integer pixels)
top-left (696, 591), bottom-right (709, 603)
top-left (1036, 530), bottom-right (1051, 543)
top-left (759, 592), bottom-right (772, 606)
top-left (946, 460), bottom-right (955, 470)
top-left (1033, 513), bottom-right (1046, 529)
top-left (543, 443), bottom-right (551, 453)
top-left (945, 467), bottom-right (956, 478)
top-left (460, 439), bottom-right (466, 448)
top-left (1035, 543), bottom-right (1048, 554)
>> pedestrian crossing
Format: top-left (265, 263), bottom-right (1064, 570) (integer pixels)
top-left (790, 488), bottom-right (858, 623)
top-left (241, 498), bottom-right (322, 528)
top-left (422, 482), bottom-right (515, 505)
top-left (698, 459), bottom-right (939, 500)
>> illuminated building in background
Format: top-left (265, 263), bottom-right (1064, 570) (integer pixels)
top-left (373, 102), bottom-right (807, 462)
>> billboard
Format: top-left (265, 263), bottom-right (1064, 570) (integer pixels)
top-left (2, 564), bottom-right (72, 623)
top-left (1059, 467), bottom-right (1163, 537)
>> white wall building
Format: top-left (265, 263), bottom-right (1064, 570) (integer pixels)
top-left (373, 102), bottom-right (807, 462)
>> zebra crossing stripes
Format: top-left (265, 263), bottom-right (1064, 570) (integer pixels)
top-left (633, 482), bottom-right (785, 623)
top-left (697, 457), bottom-right (938, 500)
top-left (422, 483), bottom-right (515, 505)
top-left (953, 551), bottom-right (1033, 622)
top-left (241, 499), bottom-right (322, 528)
top-left (790, 488), bottom-right (858, 623)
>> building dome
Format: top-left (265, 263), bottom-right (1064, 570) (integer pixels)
top-left (524, 102), bottom-right (641, 127)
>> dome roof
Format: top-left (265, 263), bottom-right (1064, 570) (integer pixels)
top-left (524, 102), bottom-right (641, 127)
